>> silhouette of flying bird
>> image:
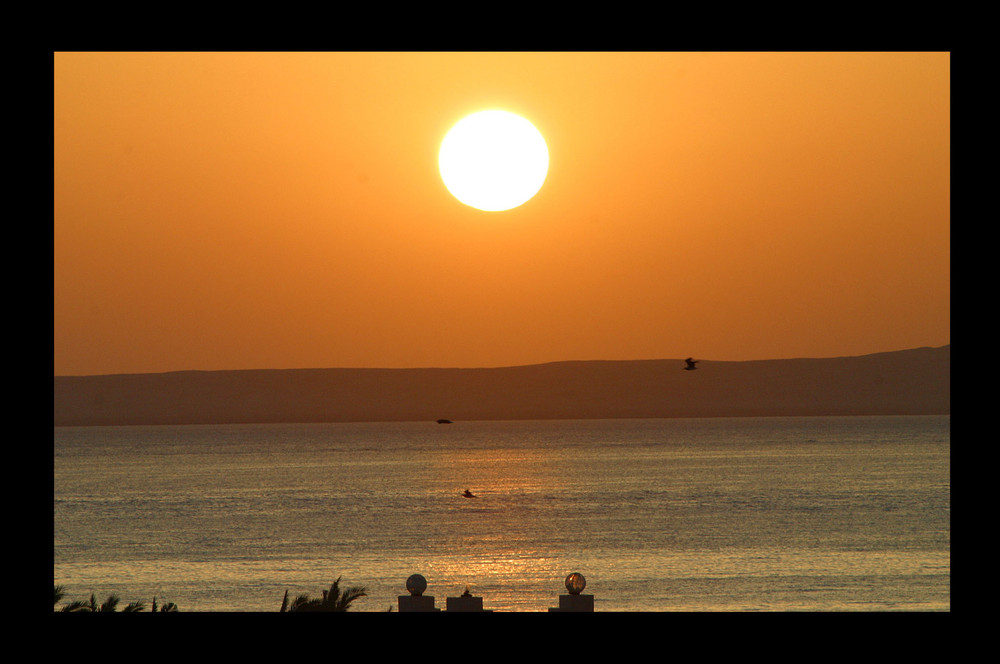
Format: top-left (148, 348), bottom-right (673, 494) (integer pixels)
top-left (683, 357), bottom-right (699, 371)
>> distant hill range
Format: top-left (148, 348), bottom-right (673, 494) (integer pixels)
top-left (53, 345), bottom-right (950, 426)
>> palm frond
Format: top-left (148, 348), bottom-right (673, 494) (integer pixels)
top-left (280, 577), bottom-right (368, 612)
top-left (60, 600), bottom-right (92, 612)
top-left (288, 593), bottom-right (315, 611)
top-left (55, 588), bottom-right (160, 612)
top-left (335, 586), bottom-right (368, 611)
top-left (98, 594), bottom-right (121, 612)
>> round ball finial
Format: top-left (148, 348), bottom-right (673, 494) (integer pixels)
top-left (406, 574), bottom-right (428, 596)
top-left (565, 572), bottom-right (586, 595)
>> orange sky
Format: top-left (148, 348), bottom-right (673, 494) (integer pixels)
top-left (54, 52), bottom-right (950, 376)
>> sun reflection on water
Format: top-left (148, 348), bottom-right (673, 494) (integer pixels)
top-left (416, 444), bottom-right (580, 611)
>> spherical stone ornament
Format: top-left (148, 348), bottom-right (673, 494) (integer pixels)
top-left (406, 574), bottom-right (428, 596)
top-left (565, 572), bottom-right (586, 595)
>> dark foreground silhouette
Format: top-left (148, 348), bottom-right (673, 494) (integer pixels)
top-left (54, 585), bottom-right (178, 612)
top-left (55, 578), bottom-right (372, 612)
top-left (280, 577), bottom-right (368, 612)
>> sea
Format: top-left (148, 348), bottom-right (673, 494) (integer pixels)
top-left (53, 415), bottom-right (950, 612)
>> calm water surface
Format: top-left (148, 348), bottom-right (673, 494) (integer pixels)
top-left (53, 416), bottom-right (950, 611)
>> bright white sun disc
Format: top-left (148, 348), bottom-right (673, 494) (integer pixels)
top-left (439, 110), bottom-right (549, 212)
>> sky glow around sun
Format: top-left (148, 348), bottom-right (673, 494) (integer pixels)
top-left (439, 110), bottom-right (549, 212)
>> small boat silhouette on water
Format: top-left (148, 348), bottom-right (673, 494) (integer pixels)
top-left (683, 357), bottom-right (699, 371)
top-left (462, 489), bottom-right (476, 498)
top-left (437, 419), bottom-right (453, 424)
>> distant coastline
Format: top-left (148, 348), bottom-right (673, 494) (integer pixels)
top-left (53, 346), bottom-right (950, 426)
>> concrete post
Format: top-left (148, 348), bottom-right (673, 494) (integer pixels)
top-left (397, 574), bottom-right (440, 612)
top-left (547, 572), bottom-right (594, 612)
top-left (446, 595), bottom-right (488, 611)
top-left (445, 585), bottom-right (492, 611)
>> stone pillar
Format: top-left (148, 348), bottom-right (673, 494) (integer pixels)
top-left (446, 595), bottom-right (487, 612)
top-left (445, 586), bottom-right (491, 612)
top-left (552, 593), bottom-right (594, 612)
top-left (547, 572), bottom-right (594, 612)
top-left (397, 574), bottom-right (440, 612)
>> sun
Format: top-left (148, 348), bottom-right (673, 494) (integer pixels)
top-left (439, 110), bottom-right (549, 212)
